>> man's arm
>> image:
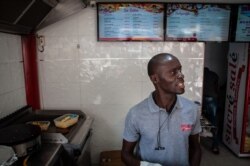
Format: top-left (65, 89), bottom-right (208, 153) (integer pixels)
top-left (121, 139), bottom-right (140, 166)
top-left (189, 134), bottom-right (202, 166)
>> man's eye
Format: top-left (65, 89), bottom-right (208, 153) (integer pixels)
top-left (170, 69), bottom-right (181, 76)
top-left (170, 71), bottom-right (176, 75)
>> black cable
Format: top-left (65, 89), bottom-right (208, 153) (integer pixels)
top-left (155, 97), bottom-right (177, 150)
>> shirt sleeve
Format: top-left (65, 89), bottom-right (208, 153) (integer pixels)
top-left (191, 105), bottom-right (202, 135)
top-left (123, 109), bottom-right (140, 142)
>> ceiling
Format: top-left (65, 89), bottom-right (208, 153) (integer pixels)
top-left (0, 0), bottom-right (88, 35)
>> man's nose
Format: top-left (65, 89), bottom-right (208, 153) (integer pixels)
top-left (177, 71), bottom-right (184, 79)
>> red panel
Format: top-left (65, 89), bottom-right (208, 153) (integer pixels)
top-left (22, 34), bottom-right (40, 109)
top-left (240, 44), bottom-right (250, 153)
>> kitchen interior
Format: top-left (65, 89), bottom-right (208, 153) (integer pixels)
top-left (0, 0), bottom-right (250, 166)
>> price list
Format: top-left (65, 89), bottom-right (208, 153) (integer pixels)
top-left (235, 5), bottom-right (250, 41)
top-left (98, 4), bottom-right (164, 41)
top-left (166, 4), bottom-right (231, 41)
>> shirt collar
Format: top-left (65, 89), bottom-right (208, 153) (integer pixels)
top-left (147, 92), bottom-right (183, 113)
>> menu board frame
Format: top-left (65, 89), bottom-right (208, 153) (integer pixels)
top-left (234, 4), bottom-right (250, 42)
top-left (165, 3), bottom-right (232, 42)
top-left (97, 2), bottom-right (165, 41)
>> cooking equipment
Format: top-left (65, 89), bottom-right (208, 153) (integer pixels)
top-left (0, 124), bottom-right (41, 157)
top-left (0, 106), bottom-right (93, 166)
top-left (0, 145), bottom-right (18, 166)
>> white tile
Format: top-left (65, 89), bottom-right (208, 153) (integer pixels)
top-left (9, 62), bottom-right (25, 89)
top-left (162, 42), bottom-right (205, 59)
top-left (142, 42), bottom-right (165, 58)
top-left (78, 37), bottom-right (143, 59)
top-left (42, 36), bottom-right (61, 49)
top-left (39, 47), bottom-right (58, 61)
top-left (0, 92), bottom-right (15, 118)
top-left (81, 81), bottom-right (141, 105)
top-left (142, 81), bottom-right (154, 99)
top-left (38, 14), bottom-right (78, 37)
top-left (0, 33), bottom-right (25, 119)
top-left (140, 59), bottom-right (151, 81)
top-left (0, 63), bottom-right (12, 94)
top-left (79, 59), bottom-right (143, 83)
top-left (0, 33), bottom-right (9, 63)
top-left (42, 60), bottom-right (79, 83)
top-left (7, 35), bottom-right (22, 62)
top-left (12, 88), bottom-right (27, 110)
top-left (77, 8), bottom-right (97, 36)
top-left (42, 82), bottom-right (81, 109)
top-left (181, 81), bottom-right (203, 103)
top-left (78, 36), bottom-right (102, 59)
top-left (91, 123), bottom-right (124, 148)
top-left (179, 58), bottom-right (204, 82)
top-left (42, 36), bottom-right (78, 61)
top-left (89, 105), bottom-right (128, 147)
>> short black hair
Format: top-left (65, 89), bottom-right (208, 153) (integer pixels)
top-left (147, 53), bottom-right (175, 76)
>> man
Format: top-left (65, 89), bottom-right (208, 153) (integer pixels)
top-left (203, 67), bottom-right (220, 154)
top-left (121, 53), bottom-right (202, 166)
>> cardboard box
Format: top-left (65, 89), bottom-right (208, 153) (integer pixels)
top-left (100, 150), bottom-right (125, 166)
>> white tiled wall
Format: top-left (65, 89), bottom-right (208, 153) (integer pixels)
top-left (0, 32), bottom-right (27, 119)
top-left (37, 8), bottom-right (204, 164)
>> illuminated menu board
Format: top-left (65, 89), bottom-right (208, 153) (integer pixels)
top-left (98, 3), bottom-right (164, 41)
top-left (166, 4), bottom-right (231, 41)
top-left (235, 5), bottom-right (250, 42)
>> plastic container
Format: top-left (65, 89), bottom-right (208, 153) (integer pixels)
top-left (54, 114), bottom-right (79, 128)
top-left (26, 121), bottom-right (50, 131)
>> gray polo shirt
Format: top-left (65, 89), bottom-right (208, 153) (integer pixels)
top-left (123, 93), bottom-right (201, 166)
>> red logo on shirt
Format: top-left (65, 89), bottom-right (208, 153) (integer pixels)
top-left (180, 124), bottom-right (192, 131)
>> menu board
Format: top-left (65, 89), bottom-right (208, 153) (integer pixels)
top-left (166, 4), bottom-right (231, 41)
top-left (98, 3), bottom-right (164, 41)
top-left (235, 5), bottom-right (250, 42)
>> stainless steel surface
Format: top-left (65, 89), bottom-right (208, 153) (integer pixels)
top-left (43, 0), bottom-right (58, 7)
top-left (0, 0), bottom-right (88, 34)
top-left (70, 116), bottom-right (93, 149)
top-left (27, 143), bottom-right (63, 166)
top-left (37, 0), bottom-right (88, 30)
top-left (42, 133), bottom-right (68, 143)
top-left (0, 145), bottom-right (17, 166)
top-left (13, 135), bottom-right (41, 157)
top-left (76, 132), bottom-right (91, 166)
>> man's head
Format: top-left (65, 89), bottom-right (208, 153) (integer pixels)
top-left (147, 53), bottom-right (185, 95)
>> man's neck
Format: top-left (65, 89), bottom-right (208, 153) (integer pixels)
top-left (153, 91), bottom-right (177, 112)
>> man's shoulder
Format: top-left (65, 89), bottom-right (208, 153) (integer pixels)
top-left (178, 95), bottom-right (194, 104)
top-left (178, 96), bottom-right (196, 109)
top-left (130, 97), bottom-right (148, 112)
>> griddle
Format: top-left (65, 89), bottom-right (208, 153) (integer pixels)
top-left (0, 124), bottom-right (41, 145)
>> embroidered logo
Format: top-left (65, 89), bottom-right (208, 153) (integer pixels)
top-left (180, 124), bottom-right (192, 131)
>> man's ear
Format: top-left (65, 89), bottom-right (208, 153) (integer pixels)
top-left (150, 74), bottom-right (158, 84)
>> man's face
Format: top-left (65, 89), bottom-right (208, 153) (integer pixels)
top-left (155, 58), bottom-right (185, 95)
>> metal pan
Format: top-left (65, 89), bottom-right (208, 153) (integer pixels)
top-left (0, 124), bottom-right (41, 157)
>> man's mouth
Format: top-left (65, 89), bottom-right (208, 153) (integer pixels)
top-left (177, 82), bottom-right (185, 89)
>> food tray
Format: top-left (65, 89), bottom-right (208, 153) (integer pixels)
top-left (54, 114), bottom-right (79, 129)
top-left (26, 121), bottom-right (50, 131)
